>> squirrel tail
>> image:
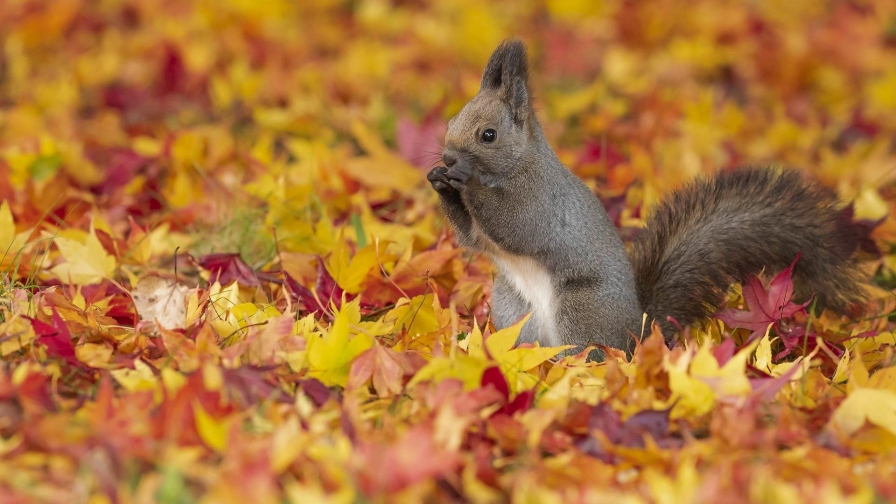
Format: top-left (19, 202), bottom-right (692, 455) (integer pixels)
top-left (630, 167), bottom-right (868, 337)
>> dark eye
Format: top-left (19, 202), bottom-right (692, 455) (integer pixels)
top-left (480, 128), bottom-right (497, 144)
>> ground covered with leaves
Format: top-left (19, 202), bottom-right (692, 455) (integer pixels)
top-left (2, 0), bottom-right (896, 502)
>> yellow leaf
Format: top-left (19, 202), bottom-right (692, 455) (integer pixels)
top-left (691, 340), bottom-right (755, 396)
top-left (386, 294), bottom-right (442, 339)
top-left (326, 235), bottom-right (389, 294)
top-left (831, 388), bottom-right (896, 436)
top-left (110, 360), bottom-right (158, 393)
top-left (464, 315), bottom-right (570, 393)
top-left (832, 348), bottom-right (850, 384)
top-left (484, 314), bottom-right (531, 357)
top-left (50, 225), bottom-right (116, 285)
top-left (664, 340), bottom-right (756, 419)
top-left (75, 343), bottom-right (113, 368)
top-left (193, 402), bottom-right (229, 453)
top-left (853, 187), bottom-right (889, 221)
top-left (535, 368), bottom-right (589, 414)
top-left (164, 169), bottom-right (203, 209)
top-left (868, 366), bottom-right (896, 393)
top-left (501, 345), bottom-right (570, 372)
top-left (461, 322), bottom-right (484, 357)
top-left (752, 330), bottom-right (775, 373)
top-left (306, 298), bottom-right (373, 387)
top-left (865, 70), bottom-right (896, 111)
top-left (407, 353), bottom-right (491, 390)
top-left (847, 353), bottom-right (870, 393)
top-left (132, 136), bottom-right (163, 157)
top-left (0, 315), bottom-right (36, 357)
top-left (665, 355), bottom-right (715, 419)
top-left (161, 368), bottom-right (187, 394)
top-left (343, 120), bottom-right (420, 191)
top-left (0, 200), bottom-right (30, 268)
top-left (546, 0), bottom-right (611, 20)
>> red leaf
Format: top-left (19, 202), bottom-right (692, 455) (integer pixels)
top-left (297, 378), bottom-right (338, 407)
top-left (314, 257), bottom-right (344, 306)
top-left (717, 253), bottom-right (810, 340)
top-left (396, 114), bottom-right (446, 169)
top-left (199, 253), bottom-right (260, 287)
top-left (31, 309), bottom-right (79, 367)
top-left (283, 272), bottom-right (320, 313)
top-left (480, 366), bottom-right (509, 402)
top-left (283, 258), bottom-right (348, 315)
top-left (713, 337), bottom-right (736, 367)
top-left (481, 367), bottom-right (535, 416)
top-left (158, 44), bottom-right (188, 96)
top-left (578, 139), bottom-right (626, 170)
top-left (498, 389), bottom-right (534, 416)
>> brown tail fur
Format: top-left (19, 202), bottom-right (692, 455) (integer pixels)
top-left (630, 167), bottom-right (867, 337)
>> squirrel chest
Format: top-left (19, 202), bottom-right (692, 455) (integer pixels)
top-left (472, 222), bottom-right (559, 344)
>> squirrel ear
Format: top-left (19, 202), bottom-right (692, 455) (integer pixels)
top-left (480, 39), bottom-right (531, 124)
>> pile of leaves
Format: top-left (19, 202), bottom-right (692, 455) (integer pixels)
top-left (2, 0), bottom-right (896, 502)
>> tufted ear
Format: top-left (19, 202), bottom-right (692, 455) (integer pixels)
top-left (480, 39), bottom-right (531, 124)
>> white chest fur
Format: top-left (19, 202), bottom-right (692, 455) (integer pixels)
top-left (490, 250), bottom-right (558, 346)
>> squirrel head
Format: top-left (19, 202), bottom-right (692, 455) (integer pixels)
top-left (442, 40), bottom-right (537, 177)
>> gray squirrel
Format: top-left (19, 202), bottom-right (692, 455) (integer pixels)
top-left (427, 39), bottom-right (867, 356)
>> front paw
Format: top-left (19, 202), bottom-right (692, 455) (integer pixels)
top-left (446, 164), bottom-right (473, 189)
top-left (427, 166), bottom-right (456, 194)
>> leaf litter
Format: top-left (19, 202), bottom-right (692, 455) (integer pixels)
top-left (1, 1), bottom-right (896, 502)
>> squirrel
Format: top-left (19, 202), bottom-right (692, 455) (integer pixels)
top-left (427, 39), bottom-right (867, 356)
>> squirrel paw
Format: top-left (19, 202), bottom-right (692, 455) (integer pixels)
top-left (427, 166), bottom-right (456, 194)
top-left (445, 164), bottom-right (472, 189)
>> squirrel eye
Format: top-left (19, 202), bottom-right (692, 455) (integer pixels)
top-left (480, 128), bottom-right (497, 144)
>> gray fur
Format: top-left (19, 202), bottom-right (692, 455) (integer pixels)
top-left (429, 40), bottom-right (642, 354)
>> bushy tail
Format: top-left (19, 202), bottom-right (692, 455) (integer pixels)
top-left (630, 167), bottom-right (868, 337)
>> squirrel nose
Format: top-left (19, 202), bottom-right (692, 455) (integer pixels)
top-left (442, 151), bottom-right (457, 167)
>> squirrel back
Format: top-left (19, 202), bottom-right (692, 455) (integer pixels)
top-left (429, 39), bottom-right (867, 356)
top-left (631, 168), bottom-right (867, 337)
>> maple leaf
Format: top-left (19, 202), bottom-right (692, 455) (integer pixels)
top-left (480, 366), bottom-right (535, 416)
top-left (49, 225), bottom-right (117, 285)
top-left (831, 388), bottom-right (896, 437)
top-left (408, 351), bottom-right (491, 391)
top-left (306, 298), bottom-right (374, 388)
top-left (464, 315), bottom-right (573, 393)
top-left (348, 344), bottom-right (417, 397)
top-left (325, 235), bottom-right (388, 294)
top-left (284, 258), bottom-right (349, 315)
top-left (31, 309), bottom-right (79, 367)
top-left (199, 253), bottom-right (261, 287)
top-left (665, 339), bottom-right (757, 419)
top-left (386, 293), bottom-right (444, 342)
top-left (717, 253), bottom-right (811, 342)
top-left (5, 2), bottom-right (896, 501)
